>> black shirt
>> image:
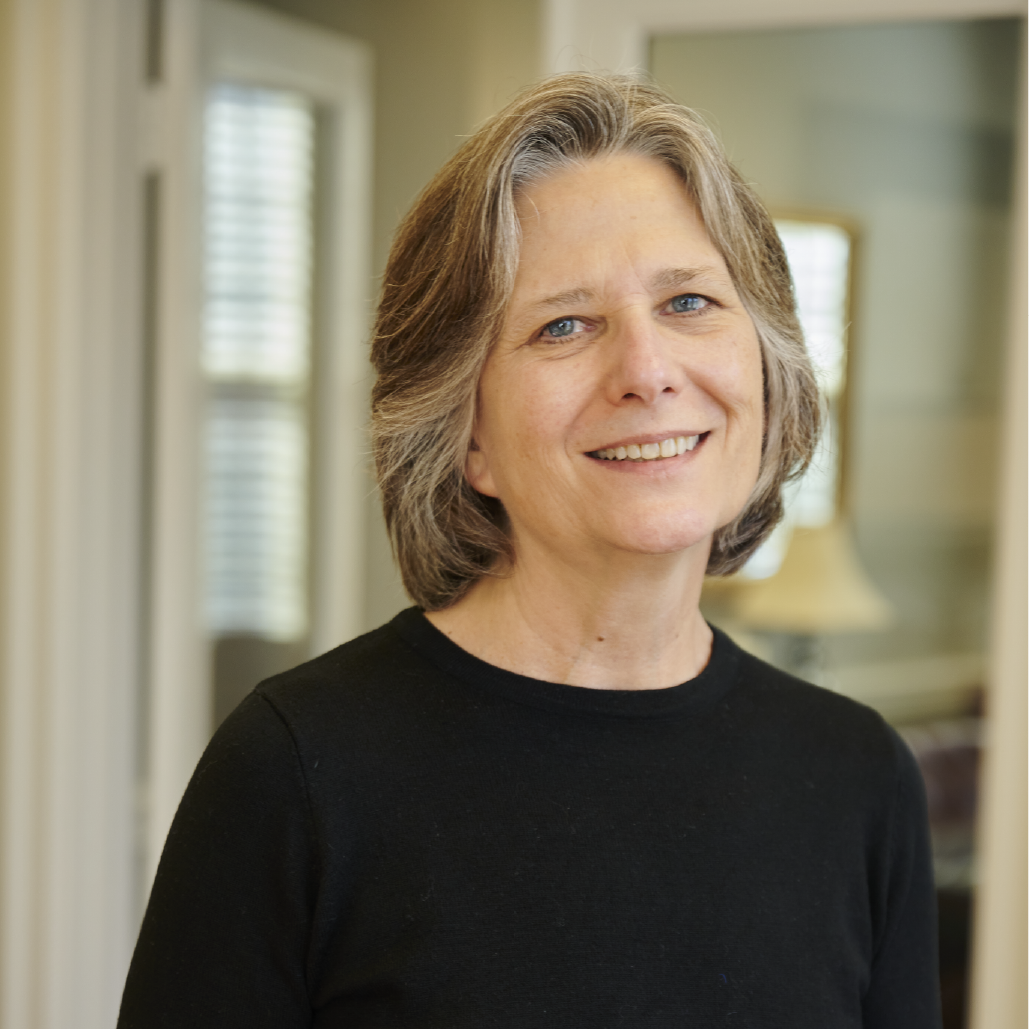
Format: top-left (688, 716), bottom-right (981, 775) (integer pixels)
top-left (119, 609), bottom-right (941, 1028)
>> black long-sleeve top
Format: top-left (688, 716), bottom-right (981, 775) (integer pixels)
top-left (119, 609), bottom-right (941, 1028)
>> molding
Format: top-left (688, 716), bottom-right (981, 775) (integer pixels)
top-left (0, 0), bottom-right (144, 1025)
top-left (968, 25), bottom-right (1028, 1029)
top-left (198, 0), bottom-right (374, 658)
top-left (544, 0), bottom-right (1026, 74)
top-left (142, 0), bottom-right (374, 885)
top-left (142, 0), bottom-right (209, 891)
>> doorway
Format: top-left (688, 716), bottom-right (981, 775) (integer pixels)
top-left (650, 19), bottom-right (1021, 1027)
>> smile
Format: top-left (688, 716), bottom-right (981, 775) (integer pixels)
top-left (587, 433), bottom-right (704, 462)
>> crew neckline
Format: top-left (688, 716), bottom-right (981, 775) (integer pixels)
top-left (390, 607), bottom-right (742, 719)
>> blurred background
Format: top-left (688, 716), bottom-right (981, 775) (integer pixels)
top-left (0, 1), bottom-right (1023, 1027)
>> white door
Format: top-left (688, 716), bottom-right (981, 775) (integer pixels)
top-left (143, 0), bottom-right (372, 889)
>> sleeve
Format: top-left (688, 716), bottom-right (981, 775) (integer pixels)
top-left (118, 691), bottom-right (317, 1029)
top-left (862, 726), bottom-right (942, 1029)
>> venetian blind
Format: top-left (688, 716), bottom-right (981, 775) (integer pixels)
top-left (202, 83), bottom-right (315, 640)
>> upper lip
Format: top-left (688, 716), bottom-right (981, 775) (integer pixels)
top-left (585, 430), bottom-right (708, 452)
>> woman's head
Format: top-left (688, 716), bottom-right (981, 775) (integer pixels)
top-left (372, 73), bottom-right (820, 611)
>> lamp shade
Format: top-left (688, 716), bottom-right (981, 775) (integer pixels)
top-left (733, 520), bottom-right (892, 634)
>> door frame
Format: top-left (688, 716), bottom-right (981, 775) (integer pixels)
top-left (0, 1), bottom-right (146, 1026)
top-left (142, 0), bottom-right (370, 884)
top-left (144, 0), bottom-right (373, 890)
top-left (0, 2), bottom-right (373, 1026)
top-left (542, 3), bottom-right (1026, 1026)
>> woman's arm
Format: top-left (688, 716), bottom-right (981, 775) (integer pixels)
top-left (118, 692), bottom-right (317, 1029)
top-left (862, 727), bottom-right (942, 1029)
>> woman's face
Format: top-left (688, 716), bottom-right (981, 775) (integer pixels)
top-left (467, 153), bottom-right (765, 566)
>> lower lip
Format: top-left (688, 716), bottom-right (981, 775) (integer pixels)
top-left (586, 434), bottom-right (708, 470)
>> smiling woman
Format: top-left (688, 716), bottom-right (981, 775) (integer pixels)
top-left (119, 74), bottom-right (942, 1029)
top-left (373, 77), bottom-right (819, 618)
top-left (439, 152), bottom-right (768, 686)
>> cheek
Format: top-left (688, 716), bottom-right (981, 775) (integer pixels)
top-left (470, 368), bottom-right (550, 495)
top-left (738, 364), bottom-right (767, 472)
top-left (726, 330), bottom-right (764, 420)
top-left (473, 367), bottom-right (589, 503)
top-left (735, 349), bottom-right (767, 491)
top-left (691, 337), bottom-right (764, 427)
top-left (495, 368), bottom-right (583, 447)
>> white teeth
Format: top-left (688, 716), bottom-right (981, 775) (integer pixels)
top-left (593, 434), bottom-right (701, 460)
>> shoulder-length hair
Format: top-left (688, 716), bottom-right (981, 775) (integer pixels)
top-left (371, 73), bottom-right (820, 611)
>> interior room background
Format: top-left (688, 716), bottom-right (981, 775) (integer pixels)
top-left (0, 1), bottom-right (1023, 1028)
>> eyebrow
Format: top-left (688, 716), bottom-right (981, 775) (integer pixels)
top-left (649, 266), bottom-right (722, 293)
top-left (526, 267), bottom-right (723, 313)
top-left (528, 287), bottom-right (595, 313)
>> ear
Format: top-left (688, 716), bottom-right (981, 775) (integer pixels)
top-left (465, 439), bottom-right (499, 498)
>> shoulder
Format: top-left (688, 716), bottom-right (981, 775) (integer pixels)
top-left (719, 632), bottom-right (915, 804)
top-left (231, 610), bottom-right (451, 781)
top-left (727, 635), bottom-right (897, 749)
top-left (253, 611), bottom-right (427, 719)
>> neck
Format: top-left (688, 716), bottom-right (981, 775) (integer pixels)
top-left (425, 537), bottom-right (713, 690)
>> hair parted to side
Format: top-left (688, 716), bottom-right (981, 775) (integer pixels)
top-left (371, 72), bottom-right (820, 611)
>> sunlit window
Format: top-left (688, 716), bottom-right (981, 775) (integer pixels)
top-left (742, 219), bottom-right (852, 579)
top-left (202, 83), bottom-right (315, 641)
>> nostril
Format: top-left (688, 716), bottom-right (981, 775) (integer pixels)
top-left (662, 386), bottom-right (675, 393)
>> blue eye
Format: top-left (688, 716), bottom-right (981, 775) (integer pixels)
top-left (544, 317), bottom-right (577, 338)
top-left (670, 294), bottom-right (707, 313)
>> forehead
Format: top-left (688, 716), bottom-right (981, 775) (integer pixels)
top-left (516, 152), bottom-right (695, 223)
top-left (511, 153), bottom-right (729, 299)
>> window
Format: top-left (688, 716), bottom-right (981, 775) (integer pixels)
top-left (203, 84), bottom-right (315, 644)
top-left (742, 218), bottom-right (853, 579)
top-left (201, 83), bottom-right (317, 722)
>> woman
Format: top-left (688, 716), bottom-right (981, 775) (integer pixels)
top-left (119, 74), bottom-right (940, 1028)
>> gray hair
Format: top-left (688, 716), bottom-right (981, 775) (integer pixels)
top-left (371, 73), bottom-right (820, 610)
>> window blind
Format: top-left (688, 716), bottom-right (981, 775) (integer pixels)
top-left (202, 83), bottom-right (315, 640)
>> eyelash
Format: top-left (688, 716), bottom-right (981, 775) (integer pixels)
top-left (535, 293), bottom-right (716, 342)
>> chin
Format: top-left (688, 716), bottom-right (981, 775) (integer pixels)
top-left (606, 512), bottom-right (720, 558)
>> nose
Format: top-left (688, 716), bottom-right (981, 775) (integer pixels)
top-left (603, 313), bottom-right (684, 407)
